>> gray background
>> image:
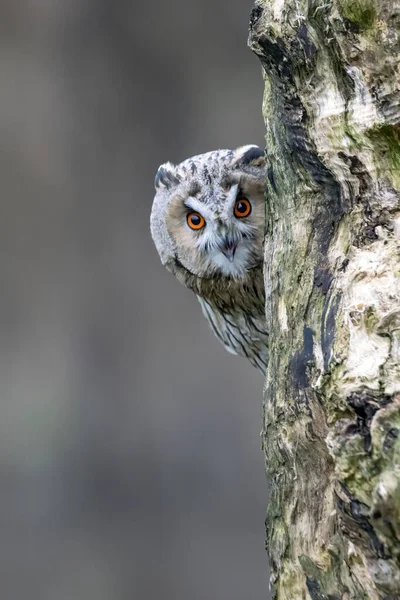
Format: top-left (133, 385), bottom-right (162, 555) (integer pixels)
top-left (0, 0), bottom-right (270, 598)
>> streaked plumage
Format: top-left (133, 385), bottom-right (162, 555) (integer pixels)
top-left (150, 145), bottom-right (268, 373)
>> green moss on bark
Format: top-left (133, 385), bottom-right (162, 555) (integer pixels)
top-left (337, 0), bottom-right (377, 30)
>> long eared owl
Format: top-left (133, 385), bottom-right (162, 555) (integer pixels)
top-left (150, 145), bottom-right (268, 373)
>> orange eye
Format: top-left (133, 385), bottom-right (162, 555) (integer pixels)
top-left (234, 197), bottom-right (251, 218)
top-left (187, 211), bottom-right (205, 230)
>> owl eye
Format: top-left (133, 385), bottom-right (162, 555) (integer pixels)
top-left (187, 211), bottom-right (206, 230)
top-left (234, 197), bottom-right (252, 218)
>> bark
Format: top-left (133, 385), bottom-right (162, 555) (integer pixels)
top-left (248, 1), bottom-right (400, 598)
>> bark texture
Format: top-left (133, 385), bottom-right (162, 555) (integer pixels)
top-left (248, 1), bottom-right (400, 598)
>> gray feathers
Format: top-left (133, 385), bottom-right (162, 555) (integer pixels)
top-left (150, 145), bottom-right (268, 373)
top-left (154, 165), bottom-right (181, 189)
top-left (198, 297), bottom-right (268, 372)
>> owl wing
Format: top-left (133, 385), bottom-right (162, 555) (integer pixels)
top-left (197, 296), bottom-right (268, 373)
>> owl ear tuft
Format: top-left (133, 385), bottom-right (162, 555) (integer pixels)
top-left (232, 145), bottom-right (266, 167)
top-left (154, 162), bottom-right (181, 190)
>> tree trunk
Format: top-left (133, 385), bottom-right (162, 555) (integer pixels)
top-left (248, 1), bottom-right (400, 598)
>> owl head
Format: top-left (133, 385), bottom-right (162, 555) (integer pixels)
top-left (150, 145), bottom-right (266, 280)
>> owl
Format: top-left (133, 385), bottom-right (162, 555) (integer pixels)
top-left (150, 145), bottom-right (268, 373)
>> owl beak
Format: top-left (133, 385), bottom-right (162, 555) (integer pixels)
top-left (219, 241), bottom-right (237, 262)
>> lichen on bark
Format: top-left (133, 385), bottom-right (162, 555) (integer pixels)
top-left (248, 0), bottom-right (400, 597)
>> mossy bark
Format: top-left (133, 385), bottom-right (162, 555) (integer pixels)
top-left (248, 0), bottom-right (400, 598)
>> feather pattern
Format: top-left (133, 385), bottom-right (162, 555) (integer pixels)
top-left (197, 296), bottom-right (268, 372)
top-left (151, 145), bottom-right (268, 373)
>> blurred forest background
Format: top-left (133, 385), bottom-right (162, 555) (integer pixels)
top-left (0, 0), bottom-right (269, 598)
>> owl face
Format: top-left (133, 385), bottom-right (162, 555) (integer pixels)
top-left (151, 145), bottom-right (266, 280)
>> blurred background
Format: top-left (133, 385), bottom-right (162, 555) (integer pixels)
top-left (0, 1), bottom-right (269, 598)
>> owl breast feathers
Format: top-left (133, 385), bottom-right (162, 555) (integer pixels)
top-left (150, 145), bottom-right (268, 373)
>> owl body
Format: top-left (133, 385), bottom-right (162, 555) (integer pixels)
top-left (150, 145), bottom-right (268, 373)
